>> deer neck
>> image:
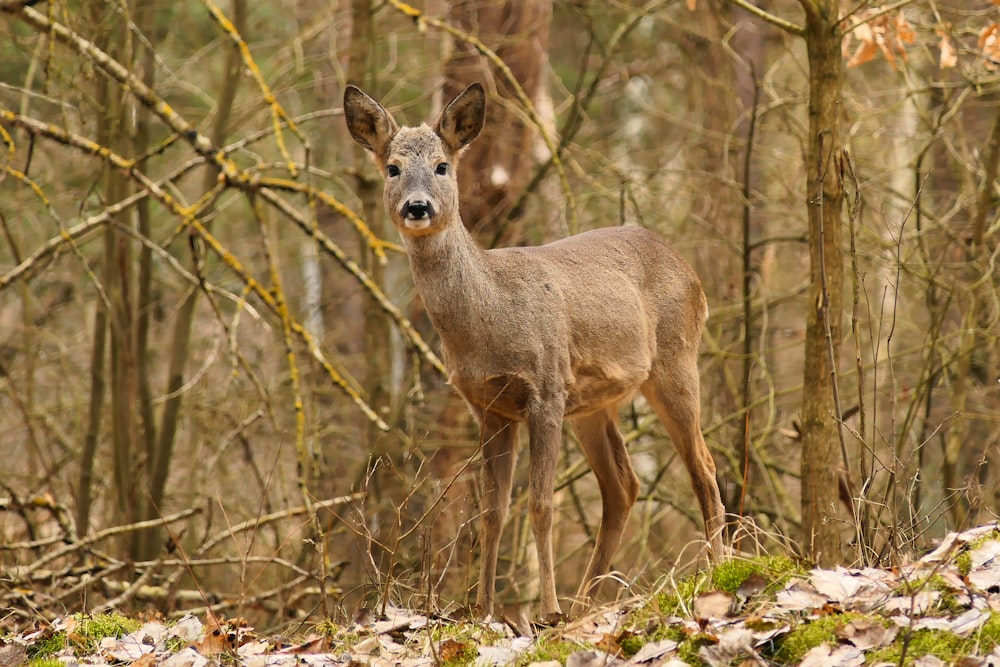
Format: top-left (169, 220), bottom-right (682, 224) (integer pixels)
top-left (402, 221), bottom-right (493, 327)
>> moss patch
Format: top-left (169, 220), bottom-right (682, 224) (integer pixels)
top-left (771, 612), bottom-right (867, 664)
top-left (711, 555), bottom-right (802, 595)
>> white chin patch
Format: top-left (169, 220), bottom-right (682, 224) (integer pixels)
top-left (404, 217), bottom-right (432, 230)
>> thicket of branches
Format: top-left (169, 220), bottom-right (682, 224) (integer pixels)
top-left (0, 0), bottom-right (997, 631)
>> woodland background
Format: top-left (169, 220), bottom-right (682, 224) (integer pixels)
top-left (0, 0), bottom-right (998, 633)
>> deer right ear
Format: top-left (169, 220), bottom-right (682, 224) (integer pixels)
top-left (344, 85), bottom-right (398, 157)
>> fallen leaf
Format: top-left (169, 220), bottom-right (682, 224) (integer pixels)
top-left (160, 647), bottom-right (209, 667)
top-left (949, 608), bottom-right (990, 636)
top-left (914, 656), bottom-right (946, 667)
top-left (693, 591), bottom-right (735, 620)
top-left (129, 653), bottom-right (159, 667)
top-left (476, 638), bottom-right (533, 667)
top-left (194, 615), bottom-right (230, 657)
top-left (835, 618), bottom-right (898, 650)
top-left (630, 638), bottom-right (678, 663)
top-left (699, 629), bottom-right (764, 667)
top-left (0, 643), bottom-right (27, 667)
top-left (566, 649), bottom-right (621, 667)
top-left (775, 580), bottom-right (828, 612)
top-left (169, 615), bottom-right (204, 643)
top-left (736, 572), bottom-right (768, 600)
top-left (799, 643), bottom-right (864, 667)
top-left (438, 639), bottom-right (470, 663)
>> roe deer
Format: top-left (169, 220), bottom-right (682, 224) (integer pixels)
top-left (344, 83), bottom-right (725, 617)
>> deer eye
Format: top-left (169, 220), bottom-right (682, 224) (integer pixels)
top-left (387, 164), bottom-right (400, 177)
top-left (435, 163), bottom-right (449, 176)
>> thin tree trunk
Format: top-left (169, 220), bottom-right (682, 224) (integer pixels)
top-left (136, 0), bottom-right (245, 561)
top-left (799, 0), bottom-right (845, 566)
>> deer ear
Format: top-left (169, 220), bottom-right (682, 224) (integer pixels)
top-left (344, 85), bottom-right (398, 157)
top-left (435, 83), bottom-right (485, 154)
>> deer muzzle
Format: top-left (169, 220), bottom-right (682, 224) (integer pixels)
top-left (400, 199), bottom-right (437, 227)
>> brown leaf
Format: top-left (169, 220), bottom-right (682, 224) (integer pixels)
top-left (278, 634), bottom-right (330, 654)
top-left (437, 639), bottom-right (470, 664)
top-left (835, 618), bottom-right (898, 651)
top-left (737, 572), bottom-right (768, 600)
top-left (980, 23), bottom-right (1000, 69)
top-left (895, 12), bottom-right (915, 45)
top-left (128, 653), bottom-right (159, 667)
top-left (847, 39), bottom-right (880, 68)
top-left (799, 644), bottom-right (864, 667)
top-left (939, 31), bottom-right (958, 68)
top-left (194, 615), bottom-right (231, 657)
top-left (0, 643), bottom-right (27, 667)
top-left (693, 591), bottom-right (735, 620)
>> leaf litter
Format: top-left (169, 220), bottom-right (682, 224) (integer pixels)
top-left (8, 525), bottom-right (1000, 666)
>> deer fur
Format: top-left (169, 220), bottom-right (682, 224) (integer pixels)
top-left (344, 82), bottom-right (725, 617)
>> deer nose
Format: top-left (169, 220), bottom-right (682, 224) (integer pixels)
top-left (403, 200), bottom-right (434, 220)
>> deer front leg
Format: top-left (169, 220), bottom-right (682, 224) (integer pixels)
top-left (527, 407), bottom-right (564, 616)
top-left (476, 413), bottom-right (519, 618)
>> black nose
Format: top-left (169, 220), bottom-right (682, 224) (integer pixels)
top-left (403, 200), bottom-right (433, 219)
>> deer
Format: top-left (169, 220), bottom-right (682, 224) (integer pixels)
top-left (344, 82), bottom-right (726, 618)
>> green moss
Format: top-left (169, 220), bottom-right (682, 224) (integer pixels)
top-left (978, 611), bottom-right (1000, 650)
top-left (26, 632), bottom-right (66, 659)
top-left (869, 628), bottom-right (967, 666)
top-left (676, 632), bottom-right (714, 667)
top-left (957, 531), bottom-right (1000, 576)
top-left (897, 574), bottom-right (966, 614)
top-left (27, 658), bottom-right (65, 667)
top-left (618, 633), bottom-right (645, 658)
top-left (711, 555), bottom-right (802, 595)
top-left (957, 551), bottom-right (973, 576)
top-left (772, 613), bottom-right (866, 664)
top-left (72, 613), bottom-right (142, 651)
top-left (515, 634), bottom-right (592, 667)
top-left (656, 572), bottom-right (710, 616)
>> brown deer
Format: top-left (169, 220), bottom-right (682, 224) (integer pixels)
top-left (344, 83), bottom-right (725, 617)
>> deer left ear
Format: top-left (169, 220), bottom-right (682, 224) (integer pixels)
top-left (435, 83), bottom-right (485, 154)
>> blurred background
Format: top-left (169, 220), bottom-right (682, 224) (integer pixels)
top-left (0, 0), bottom-right (997, 631)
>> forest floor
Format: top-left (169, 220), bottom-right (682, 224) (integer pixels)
top-left (6, 524), bottom-right (1000, 667)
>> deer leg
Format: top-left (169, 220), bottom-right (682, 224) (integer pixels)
top-left (527, 407), bottom-right (564, 615)
top-left (570, 406), bottom-right (640, 609)
top-left (641, 362), bottom-right (726, 559)
top-left (476, 413), bottom-right (519, 617)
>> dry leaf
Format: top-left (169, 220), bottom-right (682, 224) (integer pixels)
top-left (835, 618), bottom-right (898, 651)
top-left (437, 639), bottom-right (470, 663)
top-left (799, 643), bottom-right (864, 667)
top-left (980, 23), bottom-right (1000, 69)
top-left (895, 12), bottom-right (915, 45)
top-left (694, 591), bottom-right (735, 620)
top-left (129, 653), bottom-right (159, 667)
top-left (193, 616), bottom-right (230, 657)
top-left (737, 572), bottom-right (768, 600)
top-left (630, 639), bottom-right (678, 663)
top-left (699, 629), bottom-right (764, 667)
top-left (846, 10), bottom-right (914, 69)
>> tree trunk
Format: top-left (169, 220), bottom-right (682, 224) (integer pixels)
top-left (135, 0), bottom-right (245, 561)
top-left (799, 0), bottom-right (845, 566)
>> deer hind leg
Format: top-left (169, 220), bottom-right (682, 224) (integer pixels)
top-left (476, 412), bottom-right (519, 618)
top-left (570, 405), bottom-right (640, 609)
top-left (641, 360), bottom-right (726, 559)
